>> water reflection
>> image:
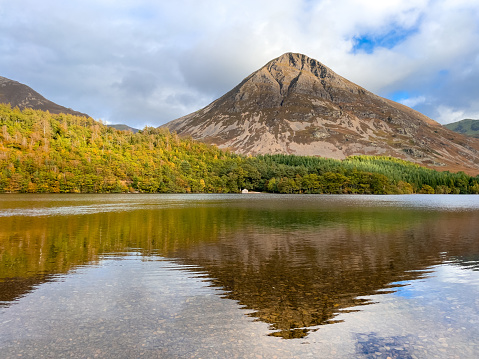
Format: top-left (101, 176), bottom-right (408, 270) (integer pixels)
top-left (1, 194), bottom-right (479, 339)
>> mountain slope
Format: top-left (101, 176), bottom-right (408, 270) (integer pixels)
top-left (0, 76), bottom-right (89, 117)
top-left (164, 53), bottom-right (479, 174)
top-left (445, 119), bottom-right (479, 138)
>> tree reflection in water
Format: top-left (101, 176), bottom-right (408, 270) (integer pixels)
top-left (1, 195), bottom-right (479, 339)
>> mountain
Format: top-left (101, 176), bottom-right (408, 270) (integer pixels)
top-left (0, 76), bottom-right (89, 117)
top-left (164, 53), bottom-right (479, 174)
top-left (107, 124), bottom-right (139, 133)
top-left (445, 119), bottom-right (479, 138)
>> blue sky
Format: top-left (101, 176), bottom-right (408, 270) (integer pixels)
top-left (1, 0), bottom-right (479, 128)
top-left (352, 25), bottom-right (420, 54)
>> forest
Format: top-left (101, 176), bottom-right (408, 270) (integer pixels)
top-left (1, 104), bottom-right (479, 194)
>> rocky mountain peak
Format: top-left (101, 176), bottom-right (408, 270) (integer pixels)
top-left (268, 52), bottom-right (330, 79)
top-left (164, 53), bottom-right (479, 174)
top-left (226, 52), bottom-right (362, 112)
top-left (267, 52), bottom-right (336, 83)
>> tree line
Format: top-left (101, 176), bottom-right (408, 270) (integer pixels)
top-left (1, 104), bottom-right (478, 194)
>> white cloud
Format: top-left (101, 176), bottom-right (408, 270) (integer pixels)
top-left (434, 106), bottom-right (479, 125)
top-left (399, 96), bottom-right (426, 108)
top-left (435, 106), bottom-right (466, 124)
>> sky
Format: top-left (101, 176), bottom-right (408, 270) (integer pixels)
top-left (1, 0), bottom-right (479, 129)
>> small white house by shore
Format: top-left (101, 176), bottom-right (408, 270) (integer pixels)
top-left (241, 189), bottom-right (261, 194)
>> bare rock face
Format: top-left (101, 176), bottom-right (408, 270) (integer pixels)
top-left (164, 53), bottom-right (479, 174)
top-left (0, 76), bottom-right (89, 117)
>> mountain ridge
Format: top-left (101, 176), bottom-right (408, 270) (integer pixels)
top-left (107, 124), bottom-right (140, 133)
top-left (445, 119), bottom-right (479, 138)
top-left (164, 52), bottom-right (479, 175)
top-left (0, 76), bottom-right (89, 118)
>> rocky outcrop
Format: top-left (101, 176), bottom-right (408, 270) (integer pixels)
top-left (0, 76), bottom-right (89, 117)
top-left (164, 53), bottom-right (479, 175)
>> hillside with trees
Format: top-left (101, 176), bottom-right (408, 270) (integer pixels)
top-left (1, 104), bottom-right (478, 194)
top-left (445, 119), bottom-right (479, 138)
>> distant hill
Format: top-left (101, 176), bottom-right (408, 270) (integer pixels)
top-left (444, 119), bottom-right (479, 138)
top-left (0, 76), bottom-right (89, 117)
top-left (107, 124), bottom-right (139, 133)
top-left (164, 52), bottom-right (479, 175)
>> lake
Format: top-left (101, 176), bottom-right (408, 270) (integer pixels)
top-left (0, 194), bottom-right (478, 358)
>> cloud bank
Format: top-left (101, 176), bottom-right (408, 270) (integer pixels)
top-left (1, 0), bottom-right (479, 127)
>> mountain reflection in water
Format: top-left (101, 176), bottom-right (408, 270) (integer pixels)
top-left (1, 194), bottom-right (479, 339)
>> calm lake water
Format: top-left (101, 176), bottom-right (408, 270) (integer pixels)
top-left (0, 194), bottom-right (478, 358)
